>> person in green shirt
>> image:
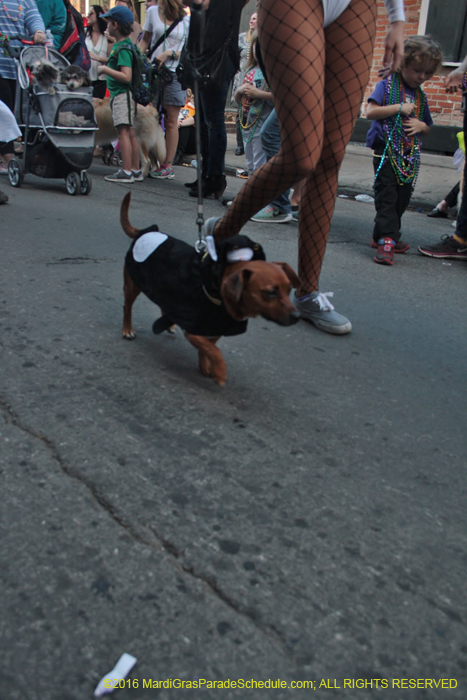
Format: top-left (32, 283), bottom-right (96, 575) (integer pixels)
top-left (98, 6), bottom-right (142, 183)
top-left (35, 0), bottom-right (66, 49)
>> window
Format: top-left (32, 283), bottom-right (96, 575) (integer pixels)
top-left (423, 0), bottom-right (467, 63)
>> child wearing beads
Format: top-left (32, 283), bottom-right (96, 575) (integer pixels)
top-left (234, 31), bottom-right (274, 176)
top-left (366, 35), bottom-right (442, 266)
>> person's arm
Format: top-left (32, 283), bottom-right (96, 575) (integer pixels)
top-left (242, 84), bottom-right (273, 101)
top-left (98, 64), bottom-right (132, 83)
top-left (445, 56), bottom-right (467, 93)
top-left (178, 115), bottom-right (195, 128)
top-left (404, 118), bottom-right (430, 136)
top-left (138, 30), bottom-right (153, 54)
top-left (98, 49), bottom-right (133, 83)
top-left (366, 100), bottom-right (414, 120)
top-left (378, 1), bottom-right (405, 77)
top-left (23, 0), bottom-right (46, 42)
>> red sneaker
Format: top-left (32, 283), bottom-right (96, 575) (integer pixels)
top-left (374, 237), bottom-right (395, 265)
top-left (371, 239), bottom-right (410, 253)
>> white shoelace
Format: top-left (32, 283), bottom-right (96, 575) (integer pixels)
top-left (313, 292), bottom-right (335, 311)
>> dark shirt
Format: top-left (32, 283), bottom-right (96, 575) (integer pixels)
top-left (201, 0), bottom-right (244, 72)
top-left (366, 77), bottom-right (433, 150)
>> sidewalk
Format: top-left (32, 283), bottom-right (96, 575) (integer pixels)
top-left (224, 133), bottom-right (460, 210)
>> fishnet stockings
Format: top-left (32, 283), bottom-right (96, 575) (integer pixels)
top-left (214, 0), bottom-right (377, 294)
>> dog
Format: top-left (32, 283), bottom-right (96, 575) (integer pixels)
top-left (120, 193), bottom-right (300, 385)
top-left (60, 64), bottom-right (92, 91)
top-left (31, 59), bottom-right (59, 95)
top-left (93, 98), bottom-right (166, 177)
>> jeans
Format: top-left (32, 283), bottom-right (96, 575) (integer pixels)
top-left (198, 56), bottom-right (235, 179)
top-left (455, 109), bottom-right (467, 240)
top-left (260, 108), bottom-right (291, 214)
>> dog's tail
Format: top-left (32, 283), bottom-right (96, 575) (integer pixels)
top-left (120, 193), bottom-right (140, 239)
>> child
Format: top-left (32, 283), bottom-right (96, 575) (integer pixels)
top-left (173, 89), bottom-right (196, 166)
top-left (234, 31), bottom-right (273, 178)
top-left (98, 5), bottom-right (141, 183)
top-left (366, 35), bottom-right (442, 265)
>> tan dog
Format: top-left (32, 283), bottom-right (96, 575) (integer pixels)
top-left (93, 98), bottom-right (166, 176)
top-left (120, 193), bottom-right (300, 385)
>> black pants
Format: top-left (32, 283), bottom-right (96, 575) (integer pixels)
top-left (444, 181), bottom-right (460, 209)
top-left (373, 157), bottom-right (413, 243)
top-left (177, 124), bottom-right (196, 156)
top-left (0, 77), bottom-right (17, 156)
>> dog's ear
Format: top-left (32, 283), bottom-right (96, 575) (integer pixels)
top-left (222, 268), bottom-right (252, 317)
top-left (272, 262), bottom-right (300, 288)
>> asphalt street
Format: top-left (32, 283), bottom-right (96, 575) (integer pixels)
top-left (0, 159), bottom-right (466, 700)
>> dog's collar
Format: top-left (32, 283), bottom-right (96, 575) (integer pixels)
top-left (202, 284), bottom-right (222, 306)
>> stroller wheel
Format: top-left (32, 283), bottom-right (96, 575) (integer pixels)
top-left (8, 159), bottom-right (24, 188)
top-left (80, 172), bottom-right (92, 196)
top-left (66, 172), bottom-right (81, 196)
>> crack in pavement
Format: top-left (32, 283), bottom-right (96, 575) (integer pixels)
top-left (0, 395), bottom-right (293, 660)
top-left (153, 528), bottom-right (291, 655)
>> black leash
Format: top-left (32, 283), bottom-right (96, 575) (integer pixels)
top-left (185, 2), bottom-right (206, 252)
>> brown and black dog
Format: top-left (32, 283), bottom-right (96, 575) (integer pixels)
top-left (120, 193), bottom-right (300, 385)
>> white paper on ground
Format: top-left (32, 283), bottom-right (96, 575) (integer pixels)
top-left (94, 653), bottom-right (137, 697)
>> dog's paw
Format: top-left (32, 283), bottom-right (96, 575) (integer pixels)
top-left (211, 364), bottom-right (227, 386)
top-left (122, 329), bottom-right (136, 340)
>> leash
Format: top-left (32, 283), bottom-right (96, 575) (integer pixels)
top-left (186, 2), bottom-right (206, 253)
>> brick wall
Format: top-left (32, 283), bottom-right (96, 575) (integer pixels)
top-left (362, 0), bottom-right (463, 127)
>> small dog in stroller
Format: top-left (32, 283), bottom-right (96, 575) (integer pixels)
top-left (31, 60), bottom-right (91, 95)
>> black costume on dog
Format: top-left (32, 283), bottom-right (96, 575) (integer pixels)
top-left (125, 231), bottom-right (266, 337)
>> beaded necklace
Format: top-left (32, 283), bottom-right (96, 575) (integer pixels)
top-left (375, 72), bottom-right (426, 188)
top-left (2, 0), bottom-right (23, 23)
top-left (238, 66), bottom-right (269, 144)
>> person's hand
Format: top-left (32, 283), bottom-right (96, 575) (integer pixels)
top-left (97, 65), bottom-right (108, 76)
top-left (400, 102), bottom-right (415, 117)
top-left (404, 117), bottom-right (425, 136)
top-left (445, 67), bottom-right (465, 93)
top-left (243, 84), bottom-right (259, 99)
top-left (379, 21), bottom-right (405, 78)
top-left (33, 30), bottom-right (46, 44)
top-left (90, 51), bottom-right (99, 61)
top-left (155, 50), bottom-right (171, 65)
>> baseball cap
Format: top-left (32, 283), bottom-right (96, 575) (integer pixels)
top-left (101, 6), bottom-right (134, 24)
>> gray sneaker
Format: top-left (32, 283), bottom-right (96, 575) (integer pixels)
top-left (105, 169), bottom-right (134, 183)
top-left (295, 291), bottom-right (352, 335)
top-left (251, 205), bottom-right (292, 223)
top-left (132, 169), bottom-right (144, 182)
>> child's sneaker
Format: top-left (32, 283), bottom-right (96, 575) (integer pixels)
top-left (371, 238), bottom-right (409, 253)
top-left (374, 237), bottom-right (395, 265)
top-left (132, 169), bottom-right (144, 182)
top-left (149, 166), bottom-right (174, 180)
top-left (251, 205), bottom-right (292, 223)
top-left (105, 169), bottom-right (134, 183)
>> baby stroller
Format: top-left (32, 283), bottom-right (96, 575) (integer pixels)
top-left (4, 35), bottom-right (97, 195)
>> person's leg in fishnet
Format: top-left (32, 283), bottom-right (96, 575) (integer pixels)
top-left (211, 0), bottom-right (376, 332)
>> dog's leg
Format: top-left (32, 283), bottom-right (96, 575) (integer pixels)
top-left (184, 334), bottom-right (226, 385)
top-left (123, 266), bottom-right (141, 339)
top-left (139, 142), bottom-right (150, 178)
